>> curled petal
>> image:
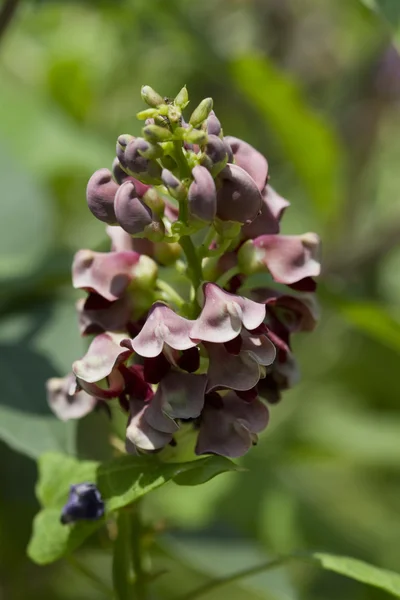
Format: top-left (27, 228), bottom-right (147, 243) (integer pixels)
top-left (204, 135), bottom-right (228, 167)
top-left (206, 111), bottom-right (222, 136)
top-left (128, 303), bottom-right (197, 358)
top-left (86, 168), bottom-right (118, 225)
top-left (241, 331), bottom-right (276, 366)
top-left (205, 342), bottom-right (262, 392)
top-left (258, 351), bottom-right (300, 403)
top-left (76, 293), bottom-right (131, 335)
top-left (196, 392), bottom-right (269, 457)
top-left (188, 165), bottom-right (217, 222)
top-left (72, 249), bottom-right (140, 301)
top-left (251, 288), bottom-right (320, 332)
top-left (46, 374), bottom-right (97, 421)
top-left (190, 283), bottom-right (265, 343)
top-left (124, 138), bottom-right (162, 181)
top-left (216, 164), bottom-right (262, 223)
top-left (73, 332), bottom-right (131, 384)
top-left (224, 136), bottom-right (268, 192)
top-left (77, 368), bottom-right (126, 400)
top-left (126, 398), bottom-right (174, 451)
top-left (242, 185), bottom-right (289, 239)
top-left (151, 371), bottom-right (207, 420)
top-left (114, 181), bottom-right (153, 235)
top-left (253, 233), bottom-right (321, 284)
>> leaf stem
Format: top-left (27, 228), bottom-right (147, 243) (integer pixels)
top-left (66, 554), bottom-right (115, 599)
top-left (176, 555), bottom-right (294, 600)
top-left (130, 502), bottom-right (149, 600)
top-left (179, 235), bottom-right (203, 313)
top-left (156, 279), bottom-right (185, 308)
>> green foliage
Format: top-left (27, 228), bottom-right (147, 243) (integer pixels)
top-left (28, 452), bottom-right (238, 564)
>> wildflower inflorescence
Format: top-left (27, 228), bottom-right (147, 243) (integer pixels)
top-left (47, 85), bottom-right (321, 458)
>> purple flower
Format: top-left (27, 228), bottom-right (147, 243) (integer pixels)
top-left (242, 185), bottom-right (290, 239)
top-left (46, 373), bottom-right (97, 421)
top-left (216, 164), bottom-right (262, 224)
top-left (224, 136), bottom-right (269, 192)
top-left (86, 168), bottom-right (118, 225)
top-left (190, 283), bottom-right (266, 343)
top-left (188, 165), bottom-right (217, 222)
top-left (76, 293), bottom-right (132, 335)
top-left (196, 392), bottom-right (269, 457)
top-left (60, 483), bottom-right (105, 524)
top-left (114, 181), bottom-right (155, 236)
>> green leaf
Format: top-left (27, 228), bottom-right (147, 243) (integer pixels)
top-left (28, 452), bottom-right (238, 564)
top-left (230, 55), bottom-right (342, 221)
top-left (339, 301), bottom-right (400, 353)
top-left (173, 456), bottom-right (242, 486)
top-left (312, 553), bottom-right (400, 598)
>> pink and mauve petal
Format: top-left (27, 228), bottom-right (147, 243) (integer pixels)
top-left (216, 164), bottom-right (262, 224)
top-left (224, 136), bottom-right (268, 192)
top-left (241, 331), bottom-right (276, 366)
top-left (188, 165), bottom-right (217, 222)
top-left (73, 332), bottom-right (131, 383)
top-left (131, 303), bottom-right (197, 358)
top-left (86, 168), bottom-right (118, 225)
top-left (126, 398), bottom-right (174, 451)
top-left (205, 342), bottom-right (261, 392)
top-left (225, 392), bottom-right (269, 434)
top-left (114, 181), bottom-right (153, 235)
top-left (249, 288), bottom-right (319, 333)
top-left (72, 250), bottom-right (140, 301)
top-left (263, 185), bottom-right (290, 221)
top-left (46, 374), bottom-right (97, 421)
top-left (254, 233), bottom-right (321, 284)
top-left (106, 225), bottom-right (155, 256)
top-left (152, 371), bottom-right (207, 420)
top-left (190, 283), bottom-right (265, 343)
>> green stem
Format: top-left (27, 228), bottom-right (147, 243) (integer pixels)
top-left (199, 226), bottom-right (216, 259)
top-left (113, 511), bottom-right (134, 600)
top-left (180, 235), bottom-right (203, 300)
top-left (67, 554), bottom-right (115, 599)
top-left (156, 279), bottom-right (185, 308)
top-left (176, 556), bottom-right (293, 600)
top-left (173, 141), bottom-right (191, 180)
top-left (130, 504), bottom-right (148, 600)
top-left (215, 265), bottom-right (240, 289)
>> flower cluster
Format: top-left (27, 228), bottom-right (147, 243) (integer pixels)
top-left (47, 85), bottom-right (321, 458)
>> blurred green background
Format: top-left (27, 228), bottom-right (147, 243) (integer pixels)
top-left (1, 0), bottom-right (400, 598)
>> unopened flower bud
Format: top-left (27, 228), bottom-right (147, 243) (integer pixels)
top-left (116, 134), bottom-right (134, 167)
top-left (189, 97), bottom-right (213, 128)
top-left (143, 124), bottom-right (173, 143)
top-left (216, 164), bottom-right (262, 223)
top-left (153, 241), bottom-right (182, 265)
top-left (237, 239), bottom-right (263, 275)
top-left (112, 158), bottom-right (130, 185)
top-left (143, 187), bottom-right (165, 215)
top-left (86, 168), bottom-right (118, 224)
top-left (204, 134), bottom-right (228, 168)
top-left (124, 138), bottom-right (162, 183)
top-left (175, 86), bottom-right (189, 109)
top-left (141, 85), bottom-right (164, 107)
top-left (136, 108), bottom-right (159, 120)
top-left (144, 217), bottom-right (165, 242)
top-left (162, 168), bottom-right (186, 201)
top-left (184, 129), bottom-right (208, 145)
top-left (188, 165), bottom-right (216, 222)
top-left (114, 181), bottom-right (153, 235)
top-left (205, 111), bottom-right (222, 136)
top-left (130, 255), bottom-right (158, 290)
top-left (137, 140), bottom-right (163, 159)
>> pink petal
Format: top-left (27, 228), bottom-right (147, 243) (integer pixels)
top-left (190, 283), bottom-right (266, 343)
top-left (76, 293), bottom-right (131, 335)
top-left (131, 303), bottom-right (197, 358)
top-left (152, 371), bottom-right (207, 420)
top-left (126, 398), bottom-right (174, 451)
top-left (72, 332), bottom-right (131, 383)
top-left (241, 331), bottom-right (276, 366)
top-left (46, 374), bottom-right (97, 421)
top-left (205, 342), bottom-right (262, 392)
top-left (72, 250), bottom-right (140, 301)
top-left (242, 185), bottom-right (289, 239)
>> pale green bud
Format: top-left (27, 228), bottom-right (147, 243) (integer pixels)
top-left (141, 85), bottom-right (164, 108)
top-left (189, 98), bottom-right (213, 127)
top-left (175, 86), bottom-right (189, 109)
top-left (143, 124), bottom-right (173, 143)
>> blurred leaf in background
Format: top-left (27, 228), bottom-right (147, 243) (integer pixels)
top-left (1, 0), bottom-right (400, 599)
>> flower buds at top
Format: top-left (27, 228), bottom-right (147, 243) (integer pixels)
top-left (201, 134), bottom-right (229, 175)
top-left (184, 129), bottom-right (208, 145)
top-left (143, 124), bottom-right (173, 143)
top-left (114, 181), bottom-right (153, 236)
top-left (216, 164), bottom-right (262, 224)
top-left (116, 134), bottom-right (134, 167)
top-left (141, 85), bottom-right (164, 108)
top-left (175, 85), bottom-right (189, 109)
top-left (86, 168), bottom-right (118, 224)
top-left (189, 97), bottom-right (213, 128)
top-left (124, 138), bottom-right (162, 183)
top-left (204, 110), bottom-right (222, 136)
top-left (136, 108), bottom-right (159, 120)
top-left (188, 165), bottom-right (217, 222)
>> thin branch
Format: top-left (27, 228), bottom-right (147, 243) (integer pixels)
top-left (0, 0), bottom-right (20, 45)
